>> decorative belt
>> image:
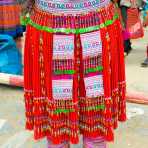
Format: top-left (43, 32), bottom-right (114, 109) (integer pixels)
top-left (36, 0), bottom-right (110, 15)
top-left (22, 2), bottom-right (119, 34)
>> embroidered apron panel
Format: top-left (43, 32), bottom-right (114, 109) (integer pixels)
top-left (53, 34), bottom-right (74, 60)
top-left (80, 31), bottom-right (104, 98)
top-left (52, 34), bottom-right (75, 100)
top-left (84, 75), bottom-right (104, 98)
top-left (36, 0), bottom-right (110, 15)
top-left (52, 79), bottom-right (73, 100)
top-left (80, 31), bottom-right (102, 58)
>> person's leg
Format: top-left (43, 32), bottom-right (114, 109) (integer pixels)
top-left (120, 6), bottom-right (127, 26)
top-left (141, 45), bottom-right (148, 67)
top-left (120, 6), bottom-right (132, 55)
top-left (83, 136), bottom-right (107, 148)
top-left (15, 37), bottom-right (23, 50)
top-left (124, 39), bottom-right (132, 55)
top-left (47, 140), bottom-right (70, 148)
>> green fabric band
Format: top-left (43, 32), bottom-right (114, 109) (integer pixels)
top-left (87, 104), bottom-right (105, 111)
top-left (21, 13), bottom-right (119, 34)
top-left (85, 66), bottom-right (103, 74)
top-left (54, 70), bottom-right (75, 75)
top-left (54, 109), bottom-right (74, 114)
top-left (54, 104), bottom-right (105, 114)
top-left (54, 66), bottom-right (103, 75)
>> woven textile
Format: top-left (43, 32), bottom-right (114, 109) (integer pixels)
top-left (83, 137), bottom-right (106, 148)
top-left (0, 0), bottom-right (24, 38)
top-left (36, 0), bottom-right (110, 14)
top-left (127, 8), bottom-right (144, 39)
top-left (24, 0), bottom-right (126, 145)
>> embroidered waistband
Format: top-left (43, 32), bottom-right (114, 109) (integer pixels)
top-left (21, 3), bottom-right (119, 34)
top-left (36, 0), bottom-right (110, 15)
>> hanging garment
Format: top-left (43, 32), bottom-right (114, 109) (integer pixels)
top-left (127, 8), bottom-right (144, 39)
top-left (0, 34), bottom-right (22, 75)
top-left (23, 0), bottom-right (126, 145)
top-left (0, 0), bottom-right (25, 38)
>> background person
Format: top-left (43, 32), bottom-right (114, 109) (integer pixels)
top-left (120, 0), bottom-right (144, 55)
top-left (141, 0), bottom-right (148, 67)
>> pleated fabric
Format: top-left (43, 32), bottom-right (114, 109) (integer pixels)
top-left (24, 1), bottom-right (126, 145)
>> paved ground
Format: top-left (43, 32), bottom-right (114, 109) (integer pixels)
top-left (0, 24), bottom-right (148, 148)
top-left (126, 28), bottom-right (148, 95)
top-left (0, 85), bottom-right (148, 148)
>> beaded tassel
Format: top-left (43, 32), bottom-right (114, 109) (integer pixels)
top-left (33, 29), bottom-right (44, 140)
top-left (108, 6), bottom-right (120, 129)
top-left (116, 20), bottom-right (126, 122)
top-left (100, 13), bottom-right (113, 141)
top-left (47, 140), bottom-right (70, 148)
top-left (107, 22), bottom-right (119, 129)
top-left (24, 26), bottom-right (34, 130)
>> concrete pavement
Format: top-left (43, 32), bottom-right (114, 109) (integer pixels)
top-left (126, 28), bottom-right (148, 95)
top-left (0, 85), bottom-right (148, 148)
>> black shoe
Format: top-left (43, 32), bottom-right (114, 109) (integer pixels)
top-left (124, 48), bottom-right (133, 56)
top-left (141, 58), bottom-right (148, 67)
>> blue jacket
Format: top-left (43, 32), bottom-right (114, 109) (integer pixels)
top-left (0, 35), bottom-right (22, 75)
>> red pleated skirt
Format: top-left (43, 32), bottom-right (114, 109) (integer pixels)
top-left (24, 2), bottom-right (126, 145)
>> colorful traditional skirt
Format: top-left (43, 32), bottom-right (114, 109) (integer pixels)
top-left (0, 0), bottom-right (24, 38)
top-left (24, 0), bottom-right (126, 145)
